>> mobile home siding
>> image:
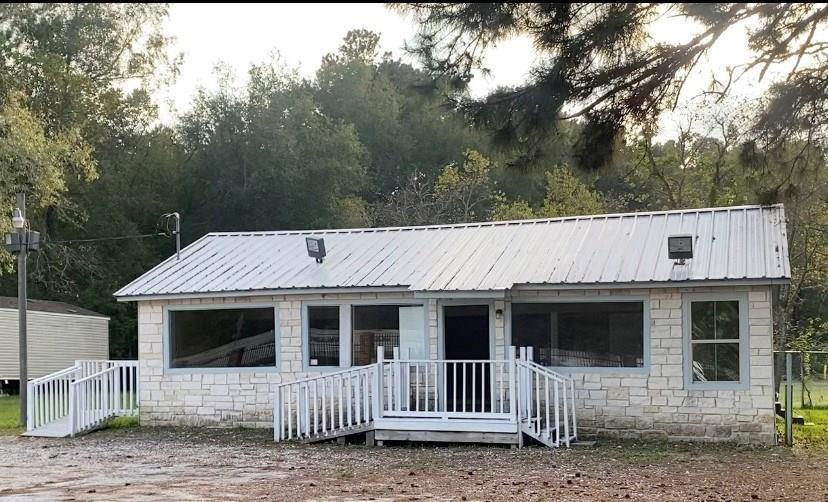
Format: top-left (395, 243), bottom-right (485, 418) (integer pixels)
top-left (0, 309), bottom-right (109, 380)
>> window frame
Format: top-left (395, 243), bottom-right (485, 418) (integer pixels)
top-left (506, 296), bottom-right (651, 374)
top-left (682, 292), bottom-right (750, 390)
top-left (301, 299), bottom-right (427, 371)
top-left (163, 302), bottom-right (280, 374)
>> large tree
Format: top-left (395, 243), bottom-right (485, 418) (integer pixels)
top-left (177, 61), bottom-right (368, 235)
top-left (315, 29), bottom-right (484, 198)
top-left (399, 3), bottom-right (828, 172)
top-left (0, 4), bottom-right (180, 357)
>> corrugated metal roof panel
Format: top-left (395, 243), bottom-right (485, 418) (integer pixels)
top-left (114, 204), bottom-right (791, 298)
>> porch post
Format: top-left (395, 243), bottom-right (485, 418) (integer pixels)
top-left (274, 386), bottom-right (281, 442)
top-left (25, 380), bottom-right (33, 431)
top-left (441, 359), bottom-right (448, 420)
top-left (68, 381), bottom-right (76, 438)
top-left (374, 346), bottom-right (384, 419)
top-left (392, 346), bottom-right (401, 412)
top-left (508, 346), bottom-right (517, 423)
top-left (518, 347), bottom-right (527, 419)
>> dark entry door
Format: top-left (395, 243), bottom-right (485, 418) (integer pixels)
top-left (444, 305), bottom-right (490, 412)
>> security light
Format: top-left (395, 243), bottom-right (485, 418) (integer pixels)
top-left (306, 237), bottom-right (326, 263)
top-left (11, 208), bottom-right (24, 229)
top-left (668, 235), bottom-right (693, 261)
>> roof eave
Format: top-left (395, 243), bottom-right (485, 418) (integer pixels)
top-left (116, 277), bottom-right (791, 302)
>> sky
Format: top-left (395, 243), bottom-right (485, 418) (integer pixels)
top-left (155, 4), bottom-right (787, 138)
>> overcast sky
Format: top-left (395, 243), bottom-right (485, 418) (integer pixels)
top-left (156, 3), bottom-right (787, 138)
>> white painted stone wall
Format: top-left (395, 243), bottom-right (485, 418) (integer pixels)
top-left (136, 285), bottom-right (776, 444)
top-left (509, 285), bottom-right (776, 445)
top-left (137, 292), bottom-right (415, 428)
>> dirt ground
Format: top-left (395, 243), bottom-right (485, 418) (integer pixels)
top-left (1, 428), bottom-right (827, 501)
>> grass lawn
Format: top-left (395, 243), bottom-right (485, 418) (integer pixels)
top-left (776, 378), bottom-right (828, 447)
top-left (0, 395), bottom-right (21, 433)
top-left (781, 408), bottom-right (828, 448)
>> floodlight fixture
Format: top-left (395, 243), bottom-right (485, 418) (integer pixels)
top-left (306, 237), bottom-right (326, 263)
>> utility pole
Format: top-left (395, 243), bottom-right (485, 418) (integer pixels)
top-left (16, 193), bottom-right (27, 427)
top-left (4, 193), bottom-right (40, 429)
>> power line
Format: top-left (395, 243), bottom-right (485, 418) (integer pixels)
top-left (40, 212), bottom-right (180, 246)
top-left (46, 232), bottom-right (169, 245)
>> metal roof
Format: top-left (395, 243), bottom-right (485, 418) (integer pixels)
top-left (114, 204), bottom-right (790, 299)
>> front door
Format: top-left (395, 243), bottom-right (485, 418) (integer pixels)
top-left (443, 305), bottom-right (490, 412)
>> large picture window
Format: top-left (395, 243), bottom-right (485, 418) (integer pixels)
top-left (169, 308), bottom-right (276, 369)
top-left (689, 300), bottom-right (742, 383)
top-left (308, 306), bottom-right (340, 367)
top-left (511, 302), bottom-right (645, 367)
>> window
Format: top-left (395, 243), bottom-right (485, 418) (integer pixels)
top-left (169, 308), bottom-right (276, 369)
top-left (352, 305), bottom-right (425, 365)
top-left (689, 300), bottom-right (742, 383)
top-left (308, 306), bottom-right (340, 367)
top-left (304, 303), bottom-right (426, 368)
top-left (511, 302), bottom-right (645, 368)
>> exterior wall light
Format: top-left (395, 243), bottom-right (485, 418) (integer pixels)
top-left (306, 237), bottom-right (326, 263)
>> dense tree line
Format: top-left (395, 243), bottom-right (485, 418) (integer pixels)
top-left (0, 5), bottom-right (825, 356)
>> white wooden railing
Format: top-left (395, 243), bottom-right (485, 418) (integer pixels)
top-left (27, 366), bottom-right (78, 431)
top-left (70, 362), bottom-right (139, 436)
top-left (274, 363), bottom-right (378, 442)
top-left (273, 346), bottom-right (577, 447)
top-left (27, 360), bottom-right (139, 437)
top-left (380, 347), bottom-right (516, 421)
top-left (516, 348), bottom-right (578, 447)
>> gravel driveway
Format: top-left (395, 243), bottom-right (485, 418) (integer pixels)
top-left (1, 427), bottom-right (826, 501)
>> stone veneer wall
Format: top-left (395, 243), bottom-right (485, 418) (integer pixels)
top-left (137, 285), bottom-right (775, 444)
top-left (510, 286), bottom-right (775, 445)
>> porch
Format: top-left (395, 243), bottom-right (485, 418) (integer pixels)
top-left (274, 346), bottom-right (578, 447)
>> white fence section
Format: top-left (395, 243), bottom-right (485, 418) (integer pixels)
top-left (274, 346), bottom-right (577, 447)
top-left (26, 360), bottom-right (139, 437)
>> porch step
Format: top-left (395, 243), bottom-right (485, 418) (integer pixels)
top-left (521, 424), bottom-right (560, 448)
top-left (302, 422), bottom-right (374, 443)
top-left (375, 429), bottom-right (519, 444)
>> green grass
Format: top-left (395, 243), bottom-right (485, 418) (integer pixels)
top-left (779, 408), bottom-right (828, 448)
top-left (776, 379), bottom-right (828, 447)
top-left (107, 415), bottom-right (139, 428)
top-left (0, 395), bottom-right (22, 432)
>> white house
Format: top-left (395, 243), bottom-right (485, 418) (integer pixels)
top-left (0, 297), bottom-right (109, 387)
top-left (114, 204), bottom-right (789, 445)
